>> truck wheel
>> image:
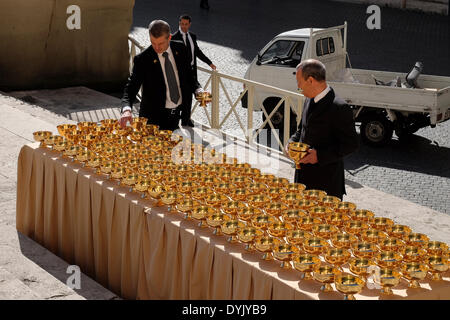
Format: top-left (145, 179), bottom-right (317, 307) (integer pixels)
top-left (360, 114), bottom-right (393, 147)
top-left (258, 98), bottom-right (297, 150)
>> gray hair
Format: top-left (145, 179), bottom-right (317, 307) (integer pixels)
top-left (149, 20), bottom-right (171, 38)
top-left (296, 59), bottom-right (326, 82)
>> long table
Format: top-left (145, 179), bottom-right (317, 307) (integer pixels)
top-left (16, 144), bottom-right (450, 300)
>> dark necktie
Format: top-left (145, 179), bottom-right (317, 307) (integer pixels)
top-left (184, 33), bottom-right (193, 65)
top-left (300, 98), bottom-right (315, 142)
top-left (162, 51), bottom-right (180, 104)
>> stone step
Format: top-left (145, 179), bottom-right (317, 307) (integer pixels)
top-left (0, 266), bottom-right (42, 300)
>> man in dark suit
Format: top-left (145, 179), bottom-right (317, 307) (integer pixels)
top-left (171, 14), bottom-right (216, 127)
top-left (119, 20), bottom-right (202, 131)
top-left (286, 59), bottom-right (359, 200)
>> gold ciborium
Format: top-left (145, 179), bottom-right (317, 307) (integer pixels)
top-left (280, 193), bottom-right (303, 207)
top-left (348, 257), bottom-right (374, 281)
top-left (344, 221), bottom-right (370, 237)
top-left (273, 243), bottom-right (301, 269)
top-left (177, 181), bottom-right (197, 195)
top-left (360, 229), bottom-right (388, 244)
top-left (332, 233), bottom-right (358, 250)
top-left (288, 142), bottom-right (309, 169)
top-left (312, 224), bottom-right (339, 240)
top-left (86, 155), bottom-right (102, 170)
top-left (267, 177), bottom-right (290, 189)
top-left (53, 139), bottom-right (69, 154)
top-left (63, 144), bottom-right (81, 160)
top-left (77, 121), bottom-right (97, 133)
top-left (247, 195), bottom-right (270, 209)
top-left (334, 273), bottom-right (366, 300)
top-left (370, 217), bottom-right (395, 232)
top-left (176, 199), bottom-right (200, 217)
top-left (134, 179), bottom-right (152, 198)
top-left (386, 224), bottom-right (412, 239)
top-left (264, 202), bottom-right (288, 218)
top-left (253, 173), bottom-right (275, 184)
top-left (248, 183), bottom-right (267, 195)
top-left (404, 233), bottom-right (429, 248)
top-left (205, 193), bottom-right (229, 208)
top-left (231, 176), bottom-right (252, 189)
top-left (221, 218), bottom-right (245, 243)
top-left (351, 209), bottom-right (375, 223)
top-left (292, 199), bottom-right (317, 211)
top-left (57, 124), bottom-right (77, 137)
top-left (426, 255), bottom-right (449, 281)
top-left (402, 246), bottom-right (427, 263)
top-left (316, 195), bottom-right (341, 209)
top-left (214, 183), bottom-right (232, 196)
top-left (335, 201), bottom-right (356, 215)
top-left (267, 221), bottom-right (294, 239)
top-left (251, 214), bottom-right (279, 234)
top-left (297, 217), bottom-right (321, 232)
top-left (294, 253), bottom-right (321, 280)
top-left (195, 91), bottom-right (212, 107)
top-left (191, 187), bottom-right (214, 201)
top-left (308, 206), bottom-right (334, 221)
top-left (324, 248), bottom-right (351, 271)
top-left (313, 263), bottom-right (341, 292)
top-left (121, 173), bottom-right (139, 191)
top-left (206, 212), bottom-right (230, 235)
top-left (351, 242), bottom-right (378, 259)
top-left (401, 262), bottom-right (429, 288)
top-left (191, 205), bottom-right (216, 227)
top-left (242, 167), bottom-right (261, 178)
top-left (237, 226), bottom-right (264, 251)
top-left (325, 213), bottom-right (351, 228)
top-left (284, 182), bottom-right (306, 194)
top-left (254, 235), bottom-right (281, 261)
top-left (217, 171), bottom-right (235, 183)
top-left (303, 189), bottom-right (327, 202)
top-left (282, 209), bottom-right (307, 225)
top-left (160, 191), bottom-right (182, 211)
top-left (303, 237), bottom-right (329, 255)
top-left (147, 184), bottom-right (169, 206)
top-left (286, 229), bottom-right (312, 247)
top-left (110, 166), bottom-right (127, 181)
top-left (229, 188), bottom-right (251, 202)
top-left (374, 267), bottom-right (401, 295)
top-left (425, 241), bottom-right (449, 256)
top-left (237, 207), bottom-right (261, 223)
top-left (221, 201), bottom-right (247, 217)
top-left (375, 251), bottom-right (403, 269)
top-left (378, 238), bottom-right (406, 252)
top-left (266, 187), bottom-right (285, 201)
top-left (33, 131), bottom-right (52, 147)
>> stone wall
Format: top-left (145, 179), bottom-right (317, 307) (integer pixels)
top-left (330, 0), bottom-right (448, 15)
top-left (0, 0), bottom-right (135, 91)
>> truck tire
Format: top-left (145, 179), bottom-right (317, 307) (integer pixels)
top-left (360, 113), bottom-right (393, 147)
top-left (258, 98), bottom-right (297, 150)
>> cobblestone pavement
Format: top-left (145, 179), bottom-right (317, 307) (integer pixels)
top-left (129, 0), bottom-right (450, 214)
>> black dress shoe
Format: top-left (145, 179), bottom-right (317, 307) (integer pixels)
top-left (182, 119), bottom-right (195, 127)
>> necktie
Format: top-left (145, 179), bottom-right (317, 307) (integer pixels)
top-left (162, 51), bottom-right (180, 104)
top-left (184, 33), bottom-right (193, 65)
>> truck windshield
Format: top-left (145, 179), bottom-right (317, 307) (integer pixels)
top-left (260, 40), bottom-right (305, 67)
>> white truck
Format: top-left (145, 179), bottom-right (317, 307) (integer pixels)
top-left (241, 22), bottom-right (450, 146)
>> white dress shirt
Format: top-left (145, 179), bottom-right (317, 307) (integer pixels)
top-left (179, 28), bottom-right (195, 66)
top-left (313, 85), bottom-right (330, 103)
top-left (157, 46), bottom-right (182, 109)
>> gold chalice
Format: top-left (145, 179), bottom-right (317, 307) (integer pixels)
top-left (303, 189), bottom-right (327, 202)
top-left (273, 243), bottom-right (301, 269)
top-left (160, 191), bottom-right (182, 211)
top-left (221, 218), bottom-right (245, 243)
top-left (77, 121), bottom-right (96, 133)
top-left (187, 171), bottom-right (205, 183)
top-left (288, 142), bottom-right (309, 169)
top-left (158, 129), bottom-right (173, 141)
top-left (351, 209), bottom-right (375, 223)
top-left (402, 246), bottom-right (427, 262)
top-left (401, 262), bottom-right (429, 288)
top-left (162, 176), bottom-right (183, 191)
top-left (284, 182), bottom-right (307, 194)
top-left (221, 201), bottom-right (247, 217)
top-left (205, 193), bottom-right (229, 208)
top-left (386, 224), bottom-right (412, 239)
top-left (334, 273), bottom-right (366, 300)
top-left (242, 167), bottom-right (261, 178)
top-left (335, 201), bottom-right (356, 215)
top-left (313, 263), bottom-right (341, 292)
top-left (308, 206), bottom-right (334, 221)
top-left (86, 155), bottom-right (102, 170)
top-left (282, 209), bottom-right (308, 225)
top-left (100, 119), bottom-right (117, 129)
top-left (53, 139), bottom-right (69, 153)
top-left (176, 199), bottom-right (200, 217)
top-left (145, 124), bottom-right (159, 136)
top-left (191, 205), bottom-right (216, 227)
top-left (147, 184), bottom-right (169, 206)
top-left (426, 255), bottom-right (449, 281)
top-left (191, 187), bottom-right (214, 201)
top-left (33, 131), bottom-right (51, 147)
top-left (217, 171), bottom-right (235, 183)
top-left (378, 238), bottom-right (406, 252)
top-left (63, 144), bottom-right (81, 159)
top-left (75, 148), bottom-right (89, 165)
top-left (253, 173), bottom-right (275, 184)
top-left (229, 188), bottom-right (251, 202)
top-left (286, 230), bottom-right (312, 247)
top-left (324, 248), bottom-right (351, 271)
top-left (142, 135), bottom-right (159, 146)
top-left (57, 124), bottom-right (77, 137)
top-left (375, 251), bottom-right (403, 269)
top-left (237, 226), bottom-right (264, 251)
top-left (206, 212), bottom-right (230, 235)
top-left (303, 237), bottom-right (329, 255)
top-left (267, 177), bottom-right (289, 189)
top-left (325, 213), bottom-right (351, 228)
top-left (134, 179), bottom-right (152, 198)
top-left (177, 181), bottom-right (197, 195)
top-left (214, 183), bottom-right (232, 196)
top-left (121, 173), bottom-right (139, 191)
top-left (370, 217), bottom-right (395, 232)
top-left (110, 166), bottom-right (127, 181)
top-left (374, 268), bottom-right (401, 295)
top-left (231, 176), bottom-right (252, 189)
top-left (138, 163), bottom-right (160, 176)
top-left (360, 229), bottom-right (388, 244)
top-left (404, 233), bottom-right (429, 248)
top-left (344, 221), bottom-right (370, 237)
top-left (251, 214), bottom-right (279, 234)
top-left (254, 236), bottom-right (281, 260)
top-left (280, 193), bottom-right (304, 207)
top-left (247, 195), bottom-right (270, 209)
top-left (264, 202), bottom-right (288, 218)
top-left (312, 224), bottom-right (339, 240)
top-left (317, 195), bottom-right (341, 209)
top-left (131, 117), bottom-right (148, 130)
top-left (247, 183), bottom-right (267, 195)
top-left (237, 207), bottom-right (261, 223)
top-left (351, 241), bottom-right (378, 259)
top-left (195, 91), bottom-right (212, 107)
top-left (332, 233), bottom-right (358, 250)
top-left (267, 221), bottom-right (294, 239)
top-left (292, 199), bottom-right (317, 211)
top-left (294, 253), bottom-right (321, 280)
top-left (348, 257), bottom-right (374, 281)
top-left (425, 241), bottom-right (449, 256)
top-left (266, 187), bottom-right (285, 201)
top-left (200, 176), bottom-right (221, 189)
top-left (297, 217), bottom-right (321, 232)
top-left (231, 163), bottom-right (251, 174)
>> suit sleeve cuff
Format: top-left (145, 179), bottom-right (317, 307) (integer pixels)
top-left (121, 106), bottom-right (132, 113)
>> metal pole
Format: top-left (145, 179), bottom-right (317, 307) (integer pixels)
top-left (211, 70), bottom-right (220, 129)
top-left (247, 84), bottom-right (254, 144)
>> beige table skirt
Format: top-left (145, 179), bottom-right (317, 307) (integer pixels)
top-left (16, 144), bottom-right (450, 300)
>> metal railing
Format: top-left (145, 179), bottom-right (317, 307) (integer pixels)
top-left (127, 35), bottom-right (305, 153)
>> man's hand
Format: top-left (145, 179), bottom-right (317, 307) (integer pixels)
top-left (210, 63), bottom-right (217, 71)
top-left (298, 148), bottom-right (318, 164)
top-left (119, 110), bottom-right (132, 128)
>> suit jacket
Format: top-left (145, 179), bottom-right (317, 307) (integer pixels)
top-left (288, 88), bottom-right (359, 198)
top-left (171, 30), bottom-right (212, 81)
top-left (121, 40), bottom-right (199, 126)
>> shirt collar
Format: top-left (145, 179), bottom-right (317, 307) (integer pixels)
top-left (157, 45), bottom-right (174, 60)
top-left (314, 85), bottom-right (330, 103)
top-left (179, 28), bottom-right (188, 36)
